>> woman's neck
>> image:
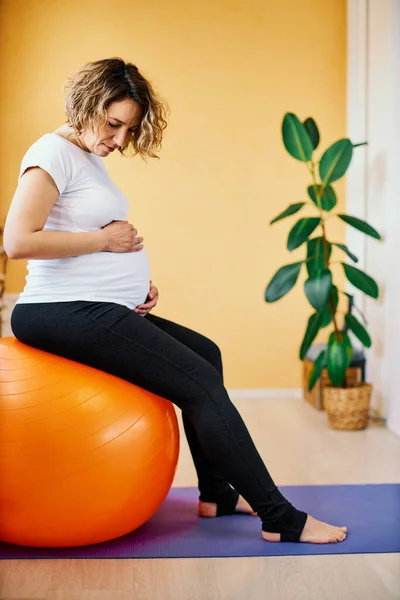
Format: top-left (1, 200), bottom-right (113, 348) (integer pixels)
top-left (53, 125), bottom-right (90, 152)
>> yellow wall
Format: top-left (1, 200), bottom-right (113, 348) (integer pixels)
top-left (0, 0), bottom-right (347, 388)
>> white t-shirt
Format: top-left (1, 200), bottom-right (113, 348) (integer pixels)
top-left (15, 133), bottom-right (151, 310)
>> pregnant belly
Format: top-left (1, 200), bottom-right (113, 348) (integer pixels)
top-left (94, 249), bottom-right (151, 306)
top-left (24, 248), bottom-right (151, 309)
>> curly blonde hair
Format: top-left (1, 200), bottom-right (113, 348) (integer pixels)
top-left (63, 58), bottom-right (168, 159)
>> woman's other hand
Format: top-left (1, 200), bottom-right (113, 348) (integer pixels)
top-left (101, 220), bottom-right (143, 253)
top-left (134, 283), bottom-right (159, 316)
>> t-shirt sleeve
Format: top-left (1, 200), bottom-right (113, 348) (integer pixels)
top-left (19, 136), bottom-right (71, 195)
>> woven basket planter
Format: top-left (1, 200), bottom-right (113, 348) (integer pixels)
top-left (303, 359), bottom-right (361, 411)
top-left (324, 383), bottom-right (373, 430)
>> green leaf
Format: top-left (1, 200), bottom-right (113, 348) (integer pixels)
top-left (333, 242), bottom-right (359, 263)
top-left (304, 269), bottom-right (332, 312)
top-left (307, 185), bottom-right (337, 211)
top-left (345, 313), bottom-right (372, 347)
top-left (319, 138), bottom-right (353, 185)
top-left (270, 202), bottom-right (306, 225)
top-left (282, 113), bottom-right (313, 162)
top-left (287, 217), bottom-right (321, 251)
top-left (308, 349), bottom-right (327, 391)
top-left (342, 263), bottom-right (379, 299)
top-left (354, 304), bottom-right (368, 326)
top-left (265, 262), bottom-right (303, 303)
top-left (344, 292), bottom-right (368, 325)
top-left (344, 291), bottom-right (353, 307)
top-left (342, 331), bottom-right (354, 368)
top-left (306, 237), bottom-right (331, 277)
top-left (320, 285), bottom-right (339, 327)
top-left (303, 117), bottom-right (320, 150)
top-left (300, 312), bottom-right (322, 360)
top-left (353, 142), bottom-right (367, 148)
top-left (337, 214), bottom-right (381, 240)
top-left (327, 332), bottom-right (348, 386)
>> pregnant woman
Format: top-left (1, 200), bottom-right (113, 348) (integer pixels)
top-left (4, 57), bottom-right (347, 544)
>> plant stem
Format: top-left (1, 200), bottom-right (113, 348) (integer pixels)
top-left (320, 219), bottom-right (341, 338)
top-left (307, 161), bottom-right (341, 340)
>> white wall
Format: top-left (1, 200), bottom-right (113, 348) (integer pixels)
top-left (347, 0), bottom-right (400, 436)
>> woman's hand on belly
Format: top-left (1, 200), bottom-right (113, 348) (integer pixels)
top-left (101, 220), bottom-right (144, 253)
top-left (134, 282), bottom-right (159, 316)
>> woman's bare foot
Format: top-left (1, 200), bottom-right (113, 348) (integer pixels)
top-left (262, 515), bottom-right (347, 544)
top-left (198, 495), bottom-right (257, 517)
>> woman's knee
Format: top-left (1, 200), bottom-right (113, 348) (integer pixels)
top-left (201, 337), bottom-right (223, 373)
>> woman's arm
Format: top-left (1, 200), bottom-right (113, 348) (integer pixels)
top-left (4, 167), bottom-right (140, 259)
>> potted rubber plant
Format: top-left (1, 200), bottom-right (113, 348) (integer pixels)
top-left (264, 113), bottom-right (381, 430)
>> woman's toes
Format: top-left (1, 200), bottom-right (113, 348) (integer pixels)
top-left (333, 529), bottom-right (346, 542)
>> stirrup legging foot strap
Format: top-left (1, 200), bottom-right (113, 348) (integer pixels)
top-left (216, 488), bottom-right (240, 516)
top-left (262, 510), bottom-right (308, 542)
top-left (199, 487), bottom-right (240, 517)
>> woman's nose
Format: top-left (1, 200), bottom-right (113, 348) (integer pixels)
top-left (114, 130), bottom-right (128, 148)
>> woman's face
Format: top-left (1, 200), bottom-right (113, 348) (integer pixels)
top-left (81, 98), bottom-right (143, 156)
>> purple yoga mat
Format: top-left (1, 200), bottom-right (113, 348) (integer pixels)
top-left (1, 484), bottom-right (399, 559)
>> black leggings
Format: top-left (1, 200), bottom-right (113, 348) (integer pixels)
top-left (11, 301), bottom-right (307, 541)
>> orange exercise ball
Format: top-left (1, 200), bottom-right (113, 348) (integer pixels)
top-left (0, 337), bottom-right (179, 548)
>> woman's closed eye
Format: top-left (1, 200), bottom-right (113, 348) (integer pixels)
top-left (108, 122), bottom-right (138, 134)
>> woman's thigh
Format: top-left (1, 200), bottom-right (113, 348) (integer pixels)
top-left (146, 313), bottom-right (223, 375)
top-left (11, 301), bottom-right (223, 415)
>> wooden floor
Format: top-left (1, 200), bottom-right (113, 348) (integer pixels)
top-left (1, 396), bottom-right (400, 600)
